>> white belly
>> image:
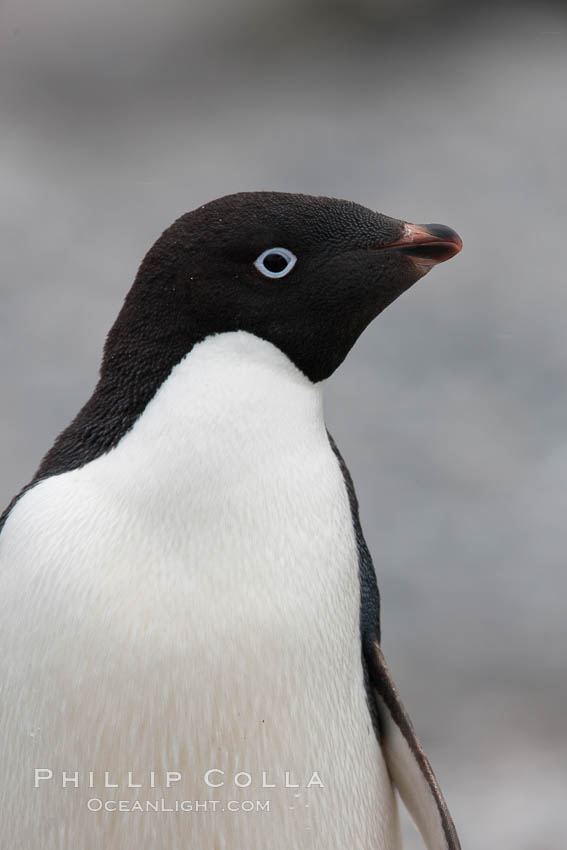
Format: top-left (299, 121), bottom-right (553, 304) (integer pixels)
top-left (0, 332), bottom-right (400, 850)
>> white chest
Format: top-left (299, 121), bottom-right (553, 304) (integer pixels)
top-left (0, 332), bottom-right (399, 850)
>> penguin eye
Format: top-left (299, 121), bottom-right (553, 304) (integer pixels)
top-left (254, 248), bottom-right (297, 279)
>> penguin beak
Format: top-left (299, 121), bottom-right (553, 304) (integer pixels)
top-left (376, 223), bottom-right (463, 267)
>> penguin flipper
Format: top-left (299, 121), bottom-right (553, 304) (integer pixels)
top-left (327, 430), bottom-right (460, 848)
top-left (366, 638), bottom-right (461, 850)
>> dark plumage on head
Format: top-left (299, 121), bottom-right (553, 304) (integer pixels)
top-left (27, 191), bottom-right (461, 487)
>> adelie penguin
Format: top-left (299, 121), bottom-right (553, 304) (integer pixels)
top-left (0, 192), bottom-right (463, 850)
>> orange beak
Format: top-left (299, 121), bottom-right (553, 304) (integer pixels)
top-left (378, 222), bottom-right (463, 267)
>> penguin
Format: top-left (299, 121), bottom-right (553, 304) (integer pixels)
top-left (0, 192), bottom-right (462, 850)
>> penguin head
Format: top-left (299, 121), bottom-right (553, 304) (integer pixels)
top-left (106, 192), bottom-right (462, 383)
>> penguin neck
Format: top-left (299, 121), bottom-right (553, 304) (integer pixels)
top-left (81, 331), bottom-right (327, 507)
top-left (1, 331), bottom-right (326, 535)
top-left (34, 325), bottom-right (324, 478)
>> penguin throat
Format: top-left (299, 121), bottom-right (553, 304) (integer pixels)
top-left (85, 331), bottom-right (326, 503)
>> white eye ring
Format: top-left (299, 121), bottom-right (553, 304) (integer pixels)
top-left (254, 247), bottom-right (297, 279)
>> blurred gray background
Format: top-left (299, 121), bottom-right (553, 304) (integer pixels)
top-left (1, 0), bottom-right (566, 847)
